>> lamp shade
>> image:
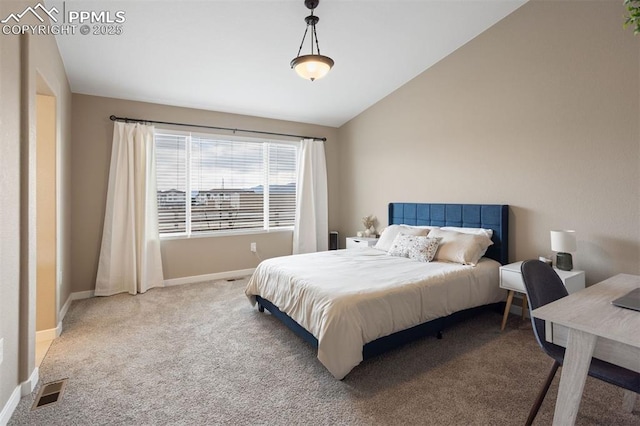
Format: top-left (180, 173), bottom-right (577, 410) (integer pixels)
top-left (550, 230), bottom-right (577, 252)
top-left (291, 54), bottom-right (334, 81)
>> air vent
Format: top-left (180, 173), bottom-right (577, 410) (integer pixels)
top-left (32, 379), bottom-right (67, 410)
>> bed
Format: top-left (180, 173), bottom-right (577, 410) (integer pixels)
top-left (245, 203), bottom-right (509, 379)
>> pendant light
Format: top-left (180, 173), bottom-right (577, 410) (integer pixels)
top-left (290, 0), bottom-right (334, 81)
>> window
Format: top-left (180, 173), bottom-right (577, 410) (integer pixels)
top-left (155, 131), bottom-right (297, 236)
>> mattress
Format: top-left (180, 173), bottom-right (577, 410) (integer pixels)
top-left (245, 247), bottom-right (504, 379)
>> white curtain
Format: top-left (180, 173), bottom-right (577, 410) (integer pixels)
top-left (95, 121), bottom-right (164, 296)
top-left (293, 139), bottom-right (328, 254)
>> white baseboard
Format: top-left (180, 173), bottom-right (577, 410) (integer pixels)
top-left (20, 367), bottom-right (39, 396)
top-left (163, 268), bottom-right (255, 287)
top-left (71, 290), bottom-right (95, 300)
top-left (0, 368), bottom-right (39, 425)
top-left (0, 385), bottom-right (21, 426)
top-left (36, 323), bottom-right (62, 342)
top-left (59, 292), bottom-right (73, 322)
top-left (34, 295), bottom-right (71, 352)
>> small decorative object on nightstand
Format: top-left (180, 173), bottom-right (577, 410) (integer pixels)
top-left (499, 260), bottom-right (585, 331)
top-left (550, 230), bottom-right (576, 271)
top-left (361, 214), bottom-right (377, 238)
top-left (346, 236), bottom-right (378, 249)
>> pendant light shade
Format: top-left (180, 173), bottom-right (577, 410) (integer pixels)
top-left (291, 54), bottom-right (334, 81)
top-left (291, 0), bottom-right (334, 81)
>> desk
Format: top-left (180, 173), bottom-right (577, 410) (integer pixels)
top-left (532, 274), bottom-right (640, 425)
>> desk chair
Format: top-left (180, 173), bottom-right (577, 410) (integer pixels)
top-left (520, 259), bottom-right (639, 425)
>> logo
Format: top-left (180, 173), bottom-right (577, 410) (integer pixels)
top-left (2, 2), bottom-right (126, 36)
top-left (0, 2), bottom-right (58, 24)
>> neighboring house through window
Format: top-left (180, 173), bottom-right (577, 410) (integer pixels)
top-left (155, 131), bottom-right (297, 236)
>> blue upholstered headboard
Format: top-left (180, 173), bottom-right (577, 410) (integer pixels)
top-left (388, 203), bottom-right (509, 265)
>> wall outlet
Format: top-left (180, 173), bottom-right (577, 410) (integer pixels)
top-left (0, 338), bottom-right (3, 365)
top-left (250, 242), bottom-right (257, 253)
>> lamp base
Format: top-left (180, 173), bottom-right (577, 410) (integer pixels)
top-left (556, 252), bottom-right (573, 271)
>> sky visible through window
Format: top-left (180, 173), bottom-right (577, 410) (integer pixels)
top-left (155, 134), bottom-right (297, 192)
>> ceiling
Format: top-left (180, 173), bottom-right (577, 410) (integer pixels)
top-left (48, 1), bottom-right (527, 127)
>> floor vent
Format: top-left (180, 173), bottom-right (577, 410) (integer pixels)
top-left (32, 379), bottom-right (67, 410)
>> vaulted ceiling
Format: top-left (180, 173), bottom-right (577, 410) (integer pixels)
top-left (49, 0), bottom-right (527, 127)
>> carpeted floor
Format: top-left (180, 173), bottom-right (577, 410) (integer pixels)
top-left (9, 278), bottom-right (639, 425)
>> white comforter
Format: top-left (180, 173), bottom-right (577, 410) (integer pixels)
top-left (245, 248), bottom-right (504, 379)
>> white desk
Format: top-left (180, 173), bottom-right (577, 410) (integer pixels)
top-left (532, 274), bottom-right (640, 425)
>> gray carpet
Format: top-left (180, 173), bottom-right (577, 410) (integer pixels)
top-left (9, 278), bottom-right (639, 425)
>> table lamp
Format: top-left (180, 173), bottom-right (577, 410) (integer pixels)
top-left (550, 230), bottom-right (576, 271)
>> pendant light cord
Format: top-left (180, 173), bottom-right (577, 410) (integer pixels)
top-left (295, 9), bottom-right (321, 58)
top-left (295, 22), bottom-right (310, 58)
top-left (312, 17), bottom-right (321, 55)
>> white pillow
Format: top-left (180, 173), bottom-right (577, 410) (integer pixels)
top-left (441, 226), bottom-right (493, 238)
top-left (375, 225), bottom-right (429, 252)
top-left (427, 228), bottom-right (493, 266)
top-left (404, 225), bottom-right (440, 232)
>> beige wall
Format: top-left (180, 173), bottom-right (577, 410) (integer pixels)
top-left (70, 94), bottom-right (339, 289)
top-left (338, 0), bottom-right (640, 284)
top-left (161, 232), bottom-right (294, 279)
top-left (0, 7), bottom-right (24, 413)
top-left (0, 0), bottom-right (72, 415)
top-left (36, 94), bottom-right (57, 331)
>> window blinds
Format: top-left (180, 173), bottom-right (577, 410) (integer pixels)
top-left (155, 131), bottom-right (297, 236)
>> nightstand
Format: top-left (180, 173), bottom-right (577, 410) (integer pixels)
top-left (499, 261), bottom-right (585, 331)
top-left (346, 236), bottom-right (378, 249)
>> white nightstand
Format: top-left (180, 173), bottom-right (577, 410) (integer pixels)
top-left (346, 236), bottom-right (378, 249)
top-left (499, 261), bottom-right (585, 331)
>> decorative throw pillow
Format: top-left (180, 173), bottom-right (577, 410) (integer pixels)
top-left (408, 236), bottom-right (441, 263)
top-left (375, 225), bottom-right (429, 252)
top-left (427, 228), bottom-right (494, 266)
top-left (388, 234), bottom-right (417, 257)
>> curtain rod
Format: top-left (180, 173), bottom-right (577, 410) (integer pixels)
top-left (109, 115), bottom-right (327, 142)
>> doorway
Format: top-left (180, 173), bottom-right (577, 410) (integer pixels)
top-left (35, 79), bottom-right (58, 366)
